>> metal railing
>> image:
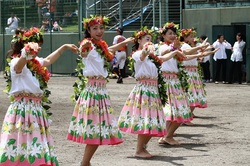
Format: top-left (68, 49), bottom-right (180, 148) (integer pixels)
top-left (187, 0), bottom-right (250, 3)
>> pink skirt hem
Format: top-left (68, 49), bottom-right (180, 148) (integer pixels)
top-left (0, 158), bottom-right (56, 166)
top-left (119, 128), bottom-right (166, 137)
top-left (67, 134), bottom-right (123, 145)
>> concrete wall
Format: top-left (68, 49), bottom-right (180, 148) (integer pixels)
top-left (0, 31), bottom-right (134, 74)
top-left (183, 6), bottom-right (250, 82)
top-left (182, 6), bottom-right (250, 43)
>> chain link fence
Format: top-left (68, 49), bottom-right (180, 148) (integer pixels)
top-left (1, 0), bottom-right (249, 73)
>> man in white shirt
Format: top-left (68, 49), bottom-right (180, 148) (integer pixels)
top-left (212, 34), bottom-right (232, 84)
top-left (228, 33), bottom-right (246, 84)
top-left (5, 14), bottom-right (20, 34)
top-left (112, 27), bottom-right (128, 84)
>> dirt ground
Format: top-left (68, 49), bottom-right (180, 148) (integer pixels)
top-left (0, 74), bottom-right (250, 166)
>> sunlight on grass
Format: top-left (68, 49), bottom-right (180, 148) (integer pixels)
top-left (61, 24), bottom-right (79, 32)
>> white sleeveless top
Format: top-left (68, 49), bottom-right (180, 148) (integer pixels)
top-left (181, 43), bottom-right (198, 66)
top-left (82, 44), bottom-right (108, 78)
top-left (132, 50), bottom-right (158, 79)
top-left (159, 44), bottom-right (179, 73)
top-left (9, 57), bottom-right (44, 95)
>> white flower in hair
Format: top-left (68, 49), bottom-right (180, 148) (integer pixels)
top-left (151, 26), bottom-right (159, 31)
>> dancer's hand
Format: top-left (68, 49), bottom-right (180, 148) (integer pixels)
top-left (79, 40), bottom-right (93, 56)
top-left (124, 37), bottom-right (135, 44)
top-left (142, 42), bottom-right (155, 55)
top-left (199, 38), bottom-right (209, 51)
top-left (173, 38), bottom-right (180, 49)
top-left (176, 50), bottom-right (187, 60)
top-left (64, 44), bottom-right (79, 54)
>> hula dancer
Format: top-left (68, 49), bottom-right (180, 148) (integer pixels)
top-left (118, 27), bottom-right (171, 158)
top-left (180, 28), bottom-right (218, 124)
top-left (0, 27), bottom-right (78, 166)
top-left (67, 15), bottom-right (133, 166)
top-left (157, 22), bottom-right (193, 145)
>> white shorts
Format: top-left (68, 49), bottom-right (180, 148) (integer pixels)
top-left (114, 51), bottom-right (126, 69)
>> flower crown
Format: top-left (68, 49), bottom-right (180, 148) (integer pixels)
top-left (11, 32), bottom-right (23, 44)
top-left (11, 27), bottom-right (43, 44)
top-left (193, 37), bottom-right (200, 44)
top-left (133, 26), bottom-right (155, 41)
top-left (23, 27), bottom-right (43, 43)
top-left (159, 22), bottom-right (179, 35)
top-left (181, 28), bottom-right (196, 37)
top-left (83, 15), bottom-right (109, 29)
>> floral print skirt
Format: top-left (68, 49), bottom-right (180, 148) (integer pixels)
top-left (0, 96), bottom-right (58, 166)
top-left (162, 73), bottom-right (193, 123)
top-left (67, 78), bottom-right (123, 145)
top-left (118, 79), bottom-right (166, 137)
top-left (184, 66), bottom-right (207, 108)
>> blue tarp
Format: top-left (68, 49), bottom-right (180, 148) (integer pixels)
top-left (111, 5), bottom-right (151, 29)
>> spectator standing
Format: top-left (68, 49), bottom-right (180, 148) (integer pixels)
top-left (36, 0), bottom-right (46, 25)
top-left (228, 33), bottom-right (246, 84)
top-left (48, 0), bottom-right (57, 23)
top-left (212, 34), bottom-right (232, 84)
top-left (5, 13), bottom-right (20, 34)
top-left (112, 27), bottom-right (128, 83)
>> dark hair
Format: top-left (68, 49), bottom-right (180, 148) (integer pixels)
top-left (160, 27), bottom-right (177, 42)
top-left (116, 27), bottom-right (123, 35)
top-left (132, 43), bottom-right (139, 52)
top-left (132, 35), bottom-right (142, 51)
top-left (179, 36), bottom-right (184, 42)
top-left (8, 28), bottom-right (26, 58)
top-left (84, 28), bottom-right (91, 38)
top-left (200, 34), bottom-right (207, 40)
top-left (237, 32), bottom-right (242, 39)
top-left (217, 34), bottom-right (223, 39)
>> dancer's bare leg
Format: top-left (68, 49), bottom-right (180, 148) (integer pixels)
top-left (135, 135), bottom-right (153, 158)
top-left (158, 121), bottom-right (171, 143)
top-left (81, 145), bottom-right (99, 166)
top-left (185, 106), bottom-right (196, 125)
top-left (164, 122), bottom-right (181, 145)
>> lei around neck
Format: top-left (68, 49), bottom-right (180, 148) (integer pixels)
top-left (160, 42), bottom-right (190, 93)
top-left (71, 38), bottom-right (114, 102)
top-left (128, 50), bottom-right (168, 106)
top-left (147, 53), bottom-right (168, 106)
top-left (4, 57), bottom-right (52, 111)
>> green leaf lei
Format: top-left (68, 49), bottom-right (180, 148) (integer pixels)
top-left (71, 39), bottom-right (113, 102)
top-left (171, 42), bottom-right (190, 93)
top-left (197, 62), bottom-right (206, 95)
top-left (4, 57), bottom-right (52, 113)
top-left (148, 53), bottom-right (168, 106)
top-left (71, 57), bottom-right (87, 102)
top-left (127, 55), bottom-right (135, 77)
top-left (176, 61), bottom-right (190, 93)
top-left (127, 52), bottom-right (168, 106)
